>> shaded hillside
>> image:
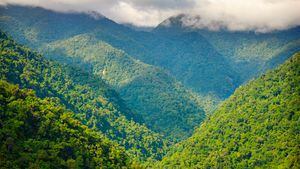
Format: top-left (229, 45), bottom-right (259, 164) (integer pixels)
top-left (0, 4), bottom-right (299, 168)
top-left (0, 4), bottom-right (219, 142)
top-left (2, 4), bottom-right (299, 143)
top-left (0, 4), bottom-right (147, 58)
top-left (42, 34), bottom-right (214, 142)
top-left (154, 14), bottom-right (300, 81)
top-left (0, 30), bottom-right (167, 161)
top-left (139, 31), bottom-right (240, 98)
top-left (0, 5), bottom-right (239, 99)
top-left (0, 5), bottom-right (124, 46)
top-left (1, 6), bottom-right (299, 99)
top-left (157, 52), bottom-right (300, 168)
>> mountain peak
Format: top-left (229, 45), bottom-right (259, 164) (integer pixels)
top-left (157, 14), bottom-right (187, 28)
top-left (156, 14), bottom-right (224, 32)
top-left (154, 14), bottom-right (206, 33)
top-left (86, 11), bottom-right (104, 20)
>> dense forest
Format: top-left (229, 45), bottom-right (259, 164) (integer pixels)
top-left (157, 53), bottom-right (300, 168)
top-left (0, 80), bottom-right (132, 168)
top-left (1, 5), bottom-right (299, 142)
top-left (42, 34), bottom-right (212, 141)
top-left (0, 4), bottom-right (299, 169)
top-left (0, 30), bottom-right (167, 162)
top-left (0, 5), bottom-right (218, 142)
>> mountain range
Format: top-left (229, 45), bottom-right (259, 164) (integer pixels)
top-left (0, 4), bottom-right (299, 168)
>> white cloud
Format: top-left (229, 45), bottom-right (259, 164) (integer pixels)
top-left (1, 0), bottom-right (300, 31)
top-left (185, 0), bottom-right (300, 32)
top-left (106, 1), bottom-right (181, 27)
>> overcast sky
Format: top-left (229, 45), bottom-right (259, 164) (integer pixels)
top-left (1, 0), bottom-right (300, 32)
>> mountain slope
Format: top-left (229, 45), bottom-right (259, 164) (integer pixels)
top-left (157, 52), bottom-right (300, 168)
top-left (2, 6), bottom-right (299, 99)
top-left (197, 29), bottom-right (300, 81)
top-left (0, 80), bottom-right (132, 168)
top-left (0, 30), bottom-right (167, 161)
top-left (0, 5), bottom-right (123, 46)
top-left (0, 4), bottom-right (146, 55)
top-left (0, 5), bottom-right (240, 99)
top-left (137, 31), bottom-right (240, 98)
top-left (154, 14), bottom-right (300, 81)
top-left (0, 4), bottom-right (218, 142)
top-left (3, 5), bottom-right (299, 144)
top-left (41, 34), bottom-right (213, 142)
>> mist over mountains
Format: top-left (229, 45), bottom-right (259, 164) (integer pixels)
top-left (1, 0), bottom-right (300, 31)
top-left (0, 3), bottom-right (299, 169)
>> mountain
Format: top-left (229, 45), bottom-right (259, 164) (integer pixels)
top-left (0, 4), bottom-right (147, 54)
top-left (41, 33), bottom-right (212, 142)
top-left (0, 5), bottom-right (217, 142)
top-left (0, 5), bottom-right (240, 99)
top-left (0, 5), bottom-right (123, 46)
top-left (1, 6), bottom-right (299, 100)
top-left (136, 31), bottom-right (241, 98)
top-left (154, 14), bottom-right (300, 81)
top-left (1, 3), bottom-right (299, 148)
top-left (157, 52), bottom-right (300, 168)
top-left (0, 80), bottom-right (132, 168)
top-left (0, 4), bottom-right (299, 168)
top-left (0, 30), bottom-right (167, 162)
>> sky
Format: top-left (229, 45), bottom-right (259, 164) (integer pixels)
top-left (1, 0), bottom-right (300, 32)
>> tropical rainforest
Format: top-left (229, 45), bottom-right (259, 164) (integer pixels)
top-left (157, 53), bottom-right (300, 168)
top-left (0, 4), bottom-right (299, 169)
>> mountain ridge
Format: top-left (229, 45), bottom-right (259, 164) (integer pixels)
top-left (154, 14), bottom-right (300, 81)
top-left (157, 52), bottom-right (300, 168)
top-left (0, 5), bottom-right (220, 142)
top-left (0, 30), bottom-right (168, 161)
top-left (0, 4), bottom-right (299, 168)
top-left (41, 33), bottom-right (212, 141)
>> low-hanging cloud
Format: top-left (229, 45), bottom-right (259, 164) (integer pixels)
top-left (185, 0), bottom-right (300, 32)
top-left (1, 0), bottom-right (300, 32)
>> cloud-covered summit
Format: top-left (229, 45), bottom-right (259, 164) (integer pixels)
top-left (1, 0), bottom-right (300, 32)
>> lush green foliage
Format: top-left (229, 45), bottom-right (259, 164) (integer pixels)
top-left (0, 5), bottom-right (218, 142)
top-left (42, 34), bottom-right (214, 142)
top-left (1, 6), bottom-right (299, 168)
top-left (3, 5), bottom-right (298, 142)
top-left (157, 53), bottom-right (300, 168)
top-left (1, 6), bottom-right (299, 99)
top-left (0, 80), bottom-right (132, 168)
top-left (0, 30), bottom-right (167, 161)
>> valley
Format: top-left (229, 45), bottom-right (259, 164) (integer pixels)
top-left (0, 3), bottom-right (299, 169)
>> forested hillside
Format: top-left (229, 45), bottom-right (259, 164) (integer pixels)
top-left (0, 30), bottom-right (167, 161)
top-left (0, 4), bottom-right (217, 142)
top-left (128, 31), bottom-right (240, 98)
top-left (154, 14), bottom-right (300, 81)
top-left (0, 80), bottom-right (132, 168)
top-left (1, 6), bottom-right (299, 100)
top-left (0, 5), bottom-right (145, 53)
top-left (157, 52), bottom-right (300, 168)
top-left (42, 33), bottom-right (214, 141)
top-left (1, 4), bottom-right (299, 168)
